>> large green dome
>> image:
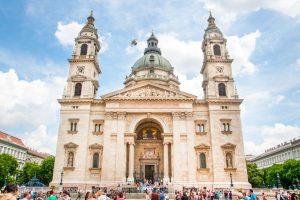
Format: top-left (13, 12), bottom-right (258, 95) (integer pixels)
top-left (132, 53), bottom-right (173, 71)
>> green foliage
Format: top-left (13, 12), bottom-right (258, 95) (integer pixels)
top-left (39, 156), bottom-right (55, 185)
top-left (264, 164), bottom-right (283, 188)
top-left (18, 162), bottom-right (40, 185)
top-left (281, 159), bottom-right (300, 189)
top-left (247, 159), bottom-right (300, 189)
top-left (0, 153), bottom-right (18, 187)
top-left (17, 156), bottom-right (55, 186)
top-left (247, 163), bottom-right (264, 187)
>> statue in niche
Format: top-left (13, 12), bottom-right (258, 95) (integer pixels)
top-left (226, 152), bottom-right (233, 168)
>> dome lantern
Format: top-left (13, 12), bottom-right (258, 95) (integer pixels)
top-left (144, 32), bottom-right (161, 55)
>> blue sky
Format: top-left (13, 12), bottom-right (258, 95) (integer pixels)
top-left (0, 0), bottom-right (299, 154)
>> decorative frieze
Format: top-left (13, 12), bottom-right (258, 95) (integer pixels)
top-left (172, 112), bottom-right (193, 120)
top-left (105, 112), bottom-right (126, 120)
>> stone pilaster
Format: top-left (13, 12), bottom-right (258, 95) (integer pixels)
top-left (115, 112), bottom-right (127, 182)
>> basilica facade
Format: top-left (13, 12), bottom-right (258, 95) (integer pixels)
top-left (51, 12), bottom-right (251, 189)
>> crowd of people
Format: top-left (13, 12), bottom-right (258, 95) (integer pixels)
top-left (0, 183), bottom-right (299, 200)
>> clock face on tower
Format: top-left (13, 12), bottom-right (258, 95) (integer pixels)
top-left (77, 66), bottom-right (85, 74)
top-left (216, 66), bottom-right (224, 74)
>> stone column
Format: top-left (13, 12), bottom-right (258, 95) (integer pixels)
top-left (128, 142), bottom-right (135, 182)
top-left (163, 142), bottom-right (169, 183)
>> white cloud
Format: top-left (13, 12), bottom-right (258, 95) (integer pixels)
top-left (0, 69), bottom-right (64, 154)
top-left (55, 21), bottom-right (83, 47)
top-left (177, 72), bottom-right (203, 98)
top-left (23, 125), bottom-right (57, 154)
top-left (227, 30), bottom-right (261, 75)
top-left (244, 91), bottom-right (285, 107)
top-left (244, 123), bottom-right (300, 155)
top-left (159, 34), bottom-right (202, 76)
top-left (55, 21), bottom-right (111, 53)
top-left (200, 0), bottom-right (300, 28)
top-left (0, 69), bottom-right (64, 126)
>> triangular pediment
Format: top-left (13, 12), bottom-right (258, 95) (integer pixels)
top-left (194, 143), bottom-right (210, 150)
top-left (101, 83), bottom-right (197, 100)
top-left (64, 142), bottom-right (78, 149)
top-left (221, 143), bottom-right (236, 149)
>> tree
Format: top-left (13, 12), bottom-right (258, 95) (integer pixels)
top-left (264, 163), bottom-right (283, 188)
top-left (39, 156), bottom-right (55, 186)
top-left (281, 159), bottom-right (300, 189)
top-left (0, 153), bottom-right (18, 187)
top-left (247, 163), bottom-right (264, 188)
top-left (18, 162), bottom-right (40, 185)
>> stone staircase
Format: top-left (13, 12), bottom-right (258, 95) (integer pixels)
top-left (126, 184), bottom-right (176, 200)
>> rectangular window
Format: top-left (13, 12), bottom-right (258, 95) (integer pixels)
top-left (70, 122), bottom-right (77, 131)
top-left (222, 123), bottom-right (230, 131)
top-left (68, 119), bottom-right (79, 134)
top-left (93, 120), bottom-right (104, 135)
top-left (94, 124), bottom-right (102, 132)
top-left (220, 119), bottom-right (232, 134)
top-left (195, 120), bottom-right (207, 135)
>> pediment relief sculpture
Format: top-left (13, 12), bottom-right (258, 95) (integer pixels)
top-left (221, 143), bottom-right (236, 149)
top-left (194, 143), bottom-right (210, 150)
top-left (64, 142), bottom-right (78, 149)
top-left (89, 143), bottom-right (103, 150)
top-left (102, 83), bottom-right (196, 100)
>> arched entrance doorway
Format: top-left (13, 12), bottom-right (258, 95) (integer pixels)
top-left (133, 119), bottom-right (163, 183)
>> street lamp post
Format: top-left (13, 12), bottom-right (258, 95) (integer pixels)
top-left (276, 172), bottom-right (282, 189)
top-left (60, 170), bottom-right (64, 186)
top-left (230, 172), bottom-right (233, 188)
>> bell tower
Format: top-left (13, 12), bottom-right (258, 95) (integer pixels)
top-left (201, 12), bottom-right (238, 99)
top-left (62, 11), bottom-right (101, 99)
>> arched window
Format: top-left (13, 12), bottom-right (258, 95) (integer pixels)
top-left (218, 83), bottom-right (226, 96)
top-left (213, 44), bottom-right (221, 56)
top-left (226, 152), bottom-right (233, 168)
top-left (74, 83), bottom-right (82, 96)
top-left (80, 44), bottom-right (88, 55)
top-left (200, 153), bottom-right (207, 168)
top-left (67, 152), bottom-right (74, 167)
top-left (92, 152), bottom-right (99, 168)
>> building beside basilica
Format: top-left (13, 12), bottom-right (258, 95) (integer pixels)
top-left (51, 12), bottom-right (250, 189)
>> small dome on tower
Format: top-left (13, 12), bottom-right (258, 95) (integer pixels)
top-left (204, 12), bottom-right (223, 39)
top-left (79, 10), bottom-right (98, 38)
